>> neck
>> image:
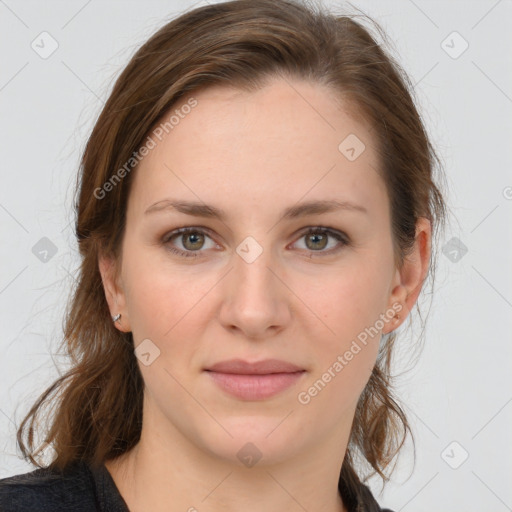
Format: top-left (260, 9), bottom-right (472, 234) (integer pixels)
top-left (104, 401), bottom-right (354, 512)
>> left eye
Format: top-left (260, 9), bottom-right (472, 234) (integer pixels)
top-left (162, 226), bottom-right (348, 258)
top-left (162, 227), bottom-right (218, 258)
top-left (292, 227), bottom-right (348, 255)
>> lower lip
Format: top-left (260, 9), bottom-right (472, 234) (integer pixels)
top-left (205, 371), bottom-right (306, 400)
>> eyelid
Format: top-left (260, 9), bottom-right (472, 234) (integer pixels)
top-left (161, 225), bottom-right (216, 244)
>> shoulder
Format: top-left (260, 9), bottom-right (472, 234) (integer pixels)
top-left (0, 460), bottom-right (98, 512)
top-left (358, 482), bottom-right (395, 512)
top-left (339, 467), bottom-right (395, 512)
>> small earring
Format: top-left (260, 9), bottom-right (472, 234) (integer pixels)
top-left (112, 313), bottom-right (121, 323)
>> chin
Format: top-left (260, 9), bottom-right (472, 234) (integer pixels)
top-left (193, 417), bottom-right (305, 467)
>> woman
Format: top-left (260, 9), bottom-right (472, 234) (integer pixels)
top-left (0, 0), bottom-right (447, 511)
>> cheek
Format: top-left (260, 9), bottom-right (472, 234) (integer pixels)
top-left (122, 246), bottom-right (220, 363)
top-left (296, 282), bottom-right (381, 415)
top-left (121, 253), bottom-right (215, 399)
top-left (307, 261), bottom-right (390, 340)
top-left (296, 259), bottom-right (390, 394)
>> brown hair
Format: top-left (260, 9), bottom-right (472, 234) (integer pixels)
top-left (16, 0), bottom-right (448, 499)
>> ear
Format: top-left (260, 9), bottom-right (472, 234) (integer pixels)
top-left (383, 217), bottom-right (432, 334)
top-left (98, 252), bottom-right (131, 333)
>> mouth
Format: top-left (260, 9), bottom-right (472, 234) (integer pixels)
top-left (203, 358), bottom-right (306, 400)
top-left (204, 358), bottom-right (305, 375)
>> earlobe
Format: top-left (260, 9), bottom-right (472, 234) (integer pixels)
top-left (98, 254), bottom-right (131, 332)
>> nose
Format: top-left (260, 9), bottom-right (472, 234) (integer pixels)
top-left (217, 240), bottom-right (292, 340)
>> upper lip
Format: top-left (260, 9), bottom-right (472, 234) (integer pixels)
top-left (205, 358), bottom-right (305, 375)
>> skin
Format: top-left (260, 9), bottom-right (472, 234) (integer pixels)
top-left (99, 76), bottom-right (431, 512)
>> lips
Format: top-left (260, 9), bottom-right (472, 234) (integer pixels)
top-left (204, 358), bottom-right (306, 400)
top-left (204, 358), bottom-right (304, 375)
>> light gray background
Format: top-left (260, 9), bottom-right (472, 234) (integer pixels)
top-left (1, 1), bottom-right (511, 510)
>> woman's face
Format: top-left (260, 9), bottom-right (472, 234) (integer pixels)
top-left (100, 76), bottom-right (421, 466)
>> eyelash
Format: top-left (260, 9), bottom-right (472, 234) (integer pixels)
top-left (161, 226), bottom-right (350, 259)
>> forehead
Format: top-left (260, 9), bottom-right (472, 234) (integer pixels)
top-left (128, 77), bottom-right (386, 222)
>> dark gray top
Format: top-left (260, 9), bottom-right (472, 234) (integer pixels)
top-left (0, 460), bottom-right (394, 511)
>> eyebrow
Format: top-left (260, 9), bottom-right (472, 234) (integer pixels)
top-left (144, 198), bottom-right (367, 221)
